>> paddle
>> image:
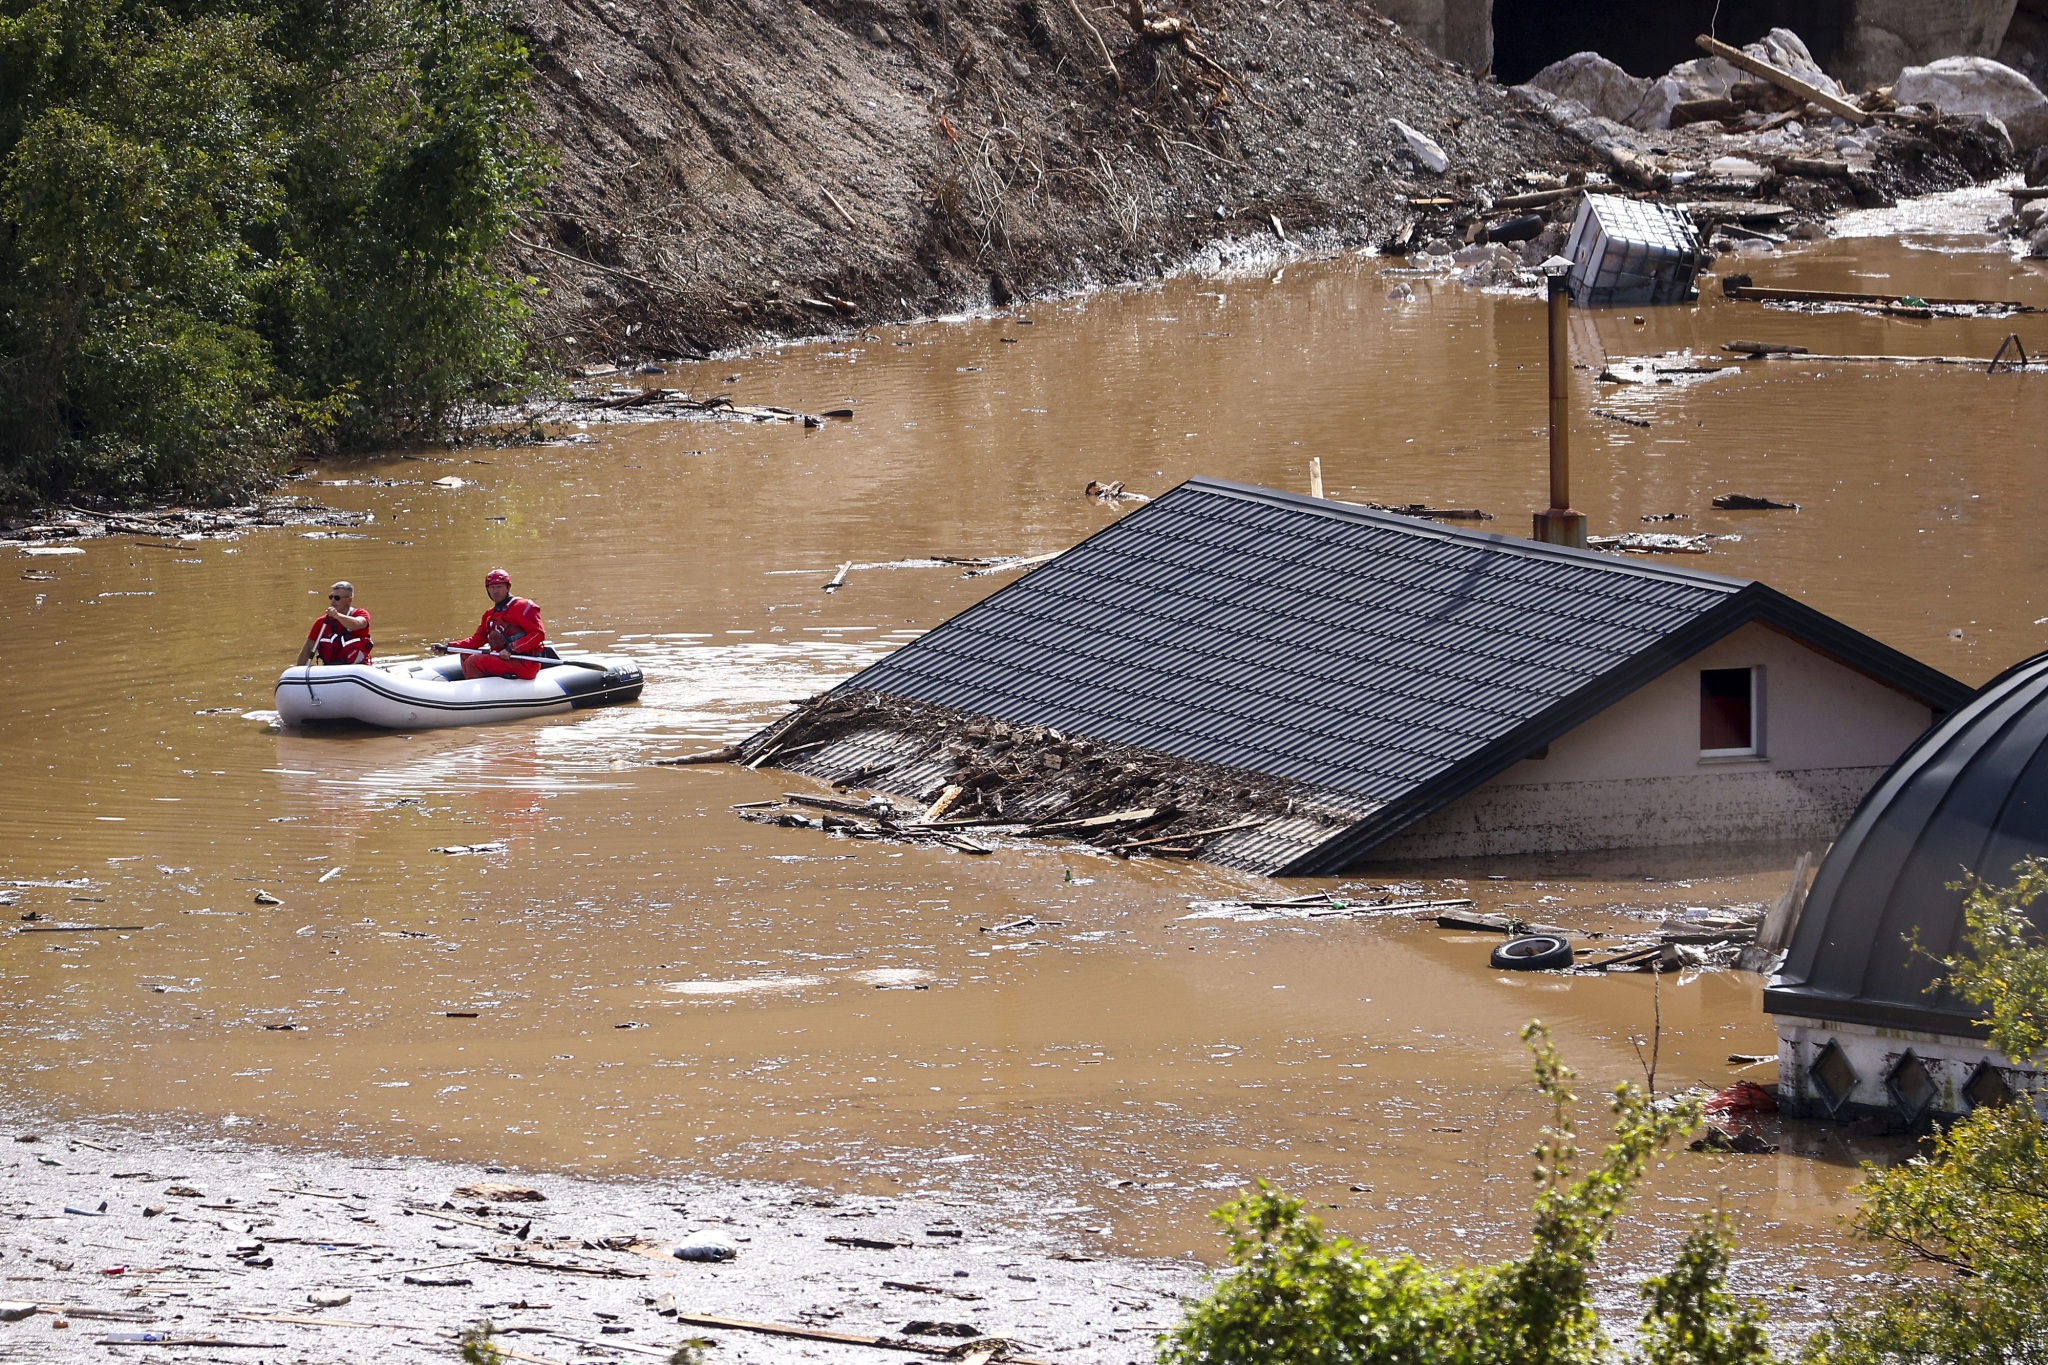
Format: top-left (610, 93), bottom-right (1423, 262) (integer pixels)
top-left (437, 645), bottom-right (610, 673)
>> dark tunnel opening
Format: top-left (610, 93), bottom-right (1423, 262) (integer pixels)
top-left (1491, 0), bottom-right (1855, 87)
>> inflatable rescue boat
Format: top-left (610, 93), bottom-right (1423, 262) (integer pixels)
top-left (275, 652), bottom-right (642, 729)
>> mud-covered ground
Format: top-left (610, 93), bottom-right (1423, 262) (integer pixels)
top-left (0, 1118), bottom-right (1202, 1364)
top-left (512, 0), bottom-right (2016, 365)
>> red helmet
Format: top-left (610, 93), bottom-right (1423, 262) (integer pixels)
top-left (485, 568), bottom-right (511, 586)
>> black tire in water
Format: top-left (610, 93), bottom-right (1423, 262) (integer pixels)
top-left (1490, 934), bottom-right (1573, 971)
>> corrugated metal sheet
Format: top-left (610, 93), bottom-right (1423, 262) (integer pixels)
top-left (788, 478), bottom-right (1970, 875)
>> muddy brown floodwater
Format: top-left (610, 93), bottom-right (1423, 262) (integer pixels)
top-left (5, 184), bottom-right (2048, 1320)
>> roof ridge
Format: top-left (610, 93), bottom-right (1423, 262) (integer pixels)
top-left (1181, 475), bottom-right (1760, 592)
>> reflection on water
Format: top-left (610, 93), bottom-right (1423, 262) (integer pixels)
top-left (3, 191), bottom-right (2043, 1295)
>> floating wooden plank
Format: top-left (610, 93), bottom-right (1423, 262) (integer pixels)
top-left (1023, 806), bottom-right (1158, 834)
top-left (1435, 911), bottom-right (1570, 935)
top-left (670, 1312), bottom-right (1058, 1365)
top-left (1725, 284), bottom-right (2037, 312)
top-left (1694, 35), bottom-right (1869, 124)
top-left (1757, 351), bottom-right (2045, 367)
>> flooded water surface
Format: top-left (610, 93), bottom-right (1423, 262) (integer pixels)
top-left (7, 186), bottom-right (2048, 1297)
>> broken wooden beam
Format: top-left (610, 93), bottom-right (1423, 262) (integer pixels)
top-left (1694, 34), bottom-right (1869, 125)
top-left (1022, 806), bottom-right (1159, 834)
top-left (648, 744), bottom-right (742, 766)
top-left (1723, 283), bottom-right (2037, 312)
top-left (1488, 187), bottom-right (1571, 211)
top-left (1755, 351), bottom-right (2044, 367)
top-left (1435, 911), bottom-right (1569, 935)
top-left (671, 1312), bottom-right (1059, 1363)
top-left (1721, 340), bottom-right (1807, 355)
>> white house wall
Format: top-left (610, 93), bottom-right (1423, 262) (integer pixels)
top-left (1367, 621), bottom-right (1937, 860)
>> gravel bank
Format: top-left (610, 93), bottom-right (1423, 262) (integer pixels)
top-left (0, 1119), bottom-right (1202, 1364)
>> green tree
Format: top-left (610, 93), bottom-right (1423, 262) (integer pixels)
top-left (0, 0), bottom-right (547, 508)
top-left (1806, 858), bottom-right (2048, 1365)
top-left (1160, 1024), bottom-right (1772, 1365)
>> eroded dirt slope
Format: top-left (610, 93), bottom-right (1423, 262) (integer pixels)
top-left (511, 0), bottom-right (1597, 358)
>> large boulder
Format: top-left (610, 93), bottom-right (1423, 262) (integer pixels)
top-left (1837, 0), bottom-right (2020, 89)
top-left (1896, 56), bottom-right (2048, 149)
top-left (1649, 28), bottom-right (1847, 129)
top-left (1521, 52), bottom-right (1656, 128)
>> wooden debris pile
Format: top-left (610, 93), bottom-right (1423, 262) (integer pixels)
top-left (738, 693), bottom-right (1373, 869)
top-left (1180, 891), bottom-right (1473, 923)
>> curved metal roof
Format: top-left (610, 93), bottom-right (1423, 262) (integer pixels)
top-left (1767, 651), bottom-right (2048, 1033)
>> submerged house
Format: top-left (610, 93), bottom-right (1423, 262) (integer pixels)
top-left (751, 478), bottom-right (1967, 875)
top-left (1768, 652), bottom-right (2048, 1124)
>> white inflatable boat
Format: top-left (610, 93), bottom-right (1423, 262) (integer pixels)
top-left (275, 652), bottom-right (643, 729)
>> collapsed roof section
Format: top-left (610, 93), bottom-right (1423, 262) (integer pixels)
top-left (747, 477), bottom-right (1968, 875)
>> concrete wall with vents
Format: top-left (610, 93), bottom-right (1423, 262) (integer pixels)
top-left (1363, 622), bottom-right (1936, 862)
top-left (1775, 1015), bottom-right (2046, 1123)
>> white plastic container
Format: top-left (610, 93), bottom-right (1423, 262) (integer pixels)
top-left (1562, 195), bottom-right (1707, 306)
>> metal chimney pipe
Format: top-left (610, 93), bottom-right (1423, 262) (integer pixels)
top-left (1532, 272), bottom-right (1588, 548)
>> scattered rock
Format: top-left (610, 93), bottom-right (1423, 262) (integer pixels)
top-left (1389, 118), bottom-right (1448, 174)
top-left (253, 891), bottom-right (281, 905)
top-left (1895, 57), bottom-right (2048, 149)
top-left (0, 1303), bottom-right (35, 1322)
top-left (309, 1291), bottom-right (353, 1308)
top-left (673, 1232), bottom-right (740, 1262)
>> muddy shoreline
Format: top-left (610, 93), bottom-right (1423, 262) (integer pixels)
top-left (0, 1113), bottom-right (1203, 1364)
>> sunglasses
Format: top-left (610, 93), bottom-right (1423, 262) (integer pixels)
top-left (329, 593), bottom-right (349, 601)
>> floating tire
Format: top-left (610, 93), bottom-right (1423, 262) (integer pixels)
top-left (1491, 934), bottom-right (1573, 971)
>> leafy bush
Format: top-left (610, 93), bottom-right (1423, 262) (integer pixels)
top-left (0, 0), bottom-right (547, 508)
top-left (1161, 1023), bottom-right (1770, 1365)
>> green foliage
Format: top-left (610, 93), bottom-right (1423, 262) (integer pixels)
top-left (1160, 1024), bottom-right (1768, 1365)
top-left (0, 0), bottom-right (548, 507)
top-left (458, 1318), bottom-right (504, 1365)
top-left (1807, 859), bottom-right (2048, 1365)
top-left (1927, 856), bottom-right (2048, 1065)
top-left (1804, 1101), bottom-right (2048, 1365)
top-left (1637, 1213), bottom-right (1771, 1365)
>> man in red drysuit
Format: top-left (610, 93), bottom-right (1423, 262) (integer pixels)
top-left (295, 581), bottom-right (373, 666)
top-left (432, 568), bottom-right (546, 680)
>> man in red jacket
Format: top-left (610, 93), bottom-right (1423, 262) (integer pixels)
top-left (295, 581), bottom-right (373, 666)
top-left (433, 568), bottom-right (546, 680)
